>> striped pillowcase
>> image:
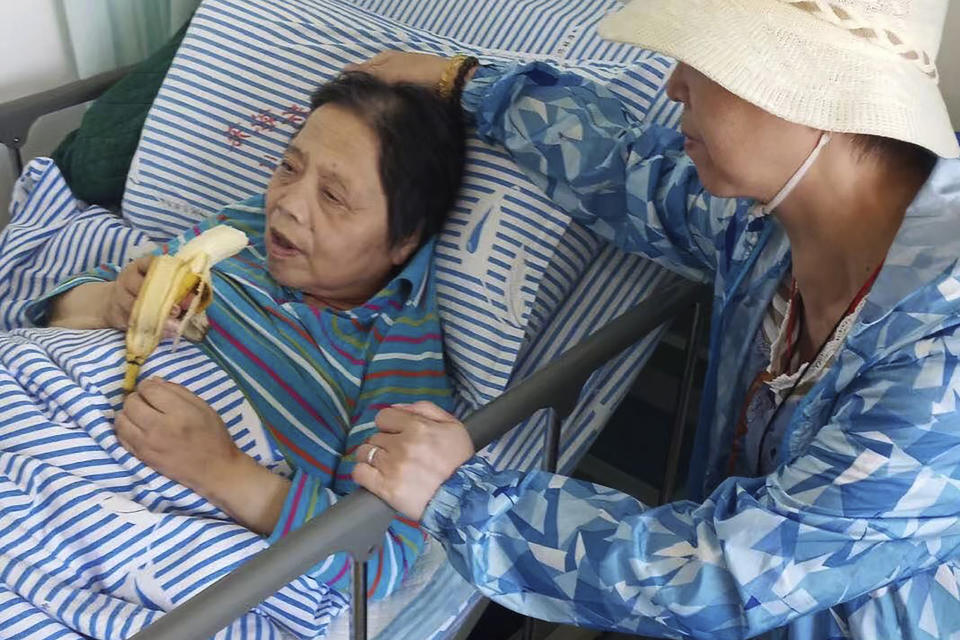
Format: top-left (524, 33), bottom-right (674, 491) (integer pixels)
top-left (122, 0), bottom-right (679, 406)
top-left (351, 0), bottom-right (656, 62)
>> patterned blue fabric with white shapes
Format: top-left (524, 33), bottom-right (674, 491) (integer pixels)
top-left (420, 62), bottom-right (960, 639)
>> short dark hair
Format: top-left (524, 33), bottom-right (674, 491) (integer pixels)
top-left (850, 134), bottom-right (937, 178)
top-left (310, 72), bottom-right (465, 248)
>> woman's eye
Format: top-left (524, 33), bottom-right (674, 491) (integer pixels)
top-left (278, 160), bottom-right (294, 173)
top-left (321, 189), bottom-right (342, 205)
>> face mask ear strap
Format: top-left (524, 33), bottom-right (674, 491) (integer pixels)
top-left (761, 132), bottom-right (832, 215)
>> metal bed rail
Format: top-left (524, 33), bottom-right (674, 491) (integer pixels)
top-left (129, 276), bottom-right (707, 640)
top-left (0, 66), bottom-right (132, 180)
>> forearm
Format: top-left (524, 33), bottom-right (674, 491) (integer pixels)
top-left (422, 454), bottom-right (960, 639)
top-left (460, 62), bottom-right (723, 280)
top-left (203, 451), bottom-right (290, 536)
top-left (47, 281), bottom-right (114, 329)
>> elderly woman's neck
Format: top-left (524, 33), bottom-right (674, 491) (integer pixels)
top-left (774, 145), bottom-right (929, 317)
top-left (301, 266), bottom-right (407, 311)
top-left (304, 290), bottom-right (378, 311)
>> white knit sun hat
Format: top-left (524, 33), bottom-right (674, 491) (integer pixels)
top-left (598, 0), bottom-right (960, 158)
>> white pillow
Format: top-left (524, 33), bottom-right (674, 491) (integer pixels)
top-left (351, 0), bottom-right (657, 62)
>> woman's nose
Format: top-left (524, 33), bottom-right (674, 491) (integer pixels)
top-left (666, 62), bottom-right (689, 104)
top-left (274, 186), bottom-right (311, 226)
top-left (273, 201), bottom-right (308, 229)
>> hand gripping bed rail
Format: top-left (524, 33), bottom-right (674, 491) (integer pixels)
top-left (129, 275), bottom-right (704, 640)
top-left (0, 66), bottom-right (132, 179)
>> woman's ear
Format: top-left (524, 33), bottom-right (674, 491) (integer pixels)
top-left (389, 231), bottom-right (422, 267)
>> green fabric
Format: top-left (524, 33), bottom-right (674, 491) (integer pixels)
top-left (51, 20), bottom-right (190, 208)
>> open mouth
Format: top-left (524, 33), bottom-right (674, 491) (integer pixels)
top-left (268, 228), bottom-right (301, 257)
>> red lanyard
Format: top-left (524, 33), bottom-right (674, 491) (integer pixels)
top-left (728, 262), bottom-right (884, 475)
top-left (782, 263), bottom-right (883, 371)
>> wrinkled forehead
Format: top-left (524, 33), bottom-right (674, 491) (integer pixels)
top-left (282, 104), bottom-right (385, 195)
top-left (295, 104), bottom-right (379, 153)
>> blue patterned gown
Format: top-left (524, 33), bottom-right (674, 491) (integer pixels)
top-left (419, 62), bottom-right (960, 639)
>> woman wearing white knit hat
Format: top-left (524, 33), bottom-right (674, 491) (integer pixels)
top-left (352, 2), bottom-right (960, 637)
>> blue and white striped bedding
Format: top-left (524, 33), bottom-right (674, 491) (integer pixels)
top-left (0, 0), bottom-right (687, 637)
top-left (0, 331), bottom-right (346, 640)
top-left (352, 0), bottom-right (660, 63)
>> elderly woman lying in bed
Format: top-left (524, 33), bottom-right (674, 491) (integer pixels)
top-left (28, 72), bottom-right (465, 600)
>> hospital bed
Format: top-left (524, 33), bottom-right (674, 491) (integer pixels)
top-left (0, 1), bottom-right (706, 638)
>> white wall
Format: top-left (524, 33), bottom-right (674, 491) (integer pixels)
top-left (0, 0), bottom-right (84, 228)
top-left (0, 1), bottom-right (75, 99)
top-left (939, 1), bottom-right (960, 129)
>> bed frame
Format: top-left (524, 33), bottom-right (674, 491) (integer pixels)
top-left (0, 67), bottom-right (131, 181)
top-left (0, 75), bottom-right (708, 640)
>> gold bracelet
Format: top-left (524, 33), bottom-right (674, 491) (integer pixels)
top-left (437, 55), bottom-right (470, 99)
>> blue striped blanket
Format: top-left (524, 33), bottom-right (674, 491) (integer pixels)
top-left (0, 160), bottom-right (347, 638)
top-left (0, 330), bottom-right (348, 639)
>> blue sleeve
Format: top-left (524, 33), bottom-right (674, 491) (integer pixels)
top-left (462, 62), bottom-right (748, 283)
top-left (24, 223), bottom-right (201, 327)
top-left (25, 263), bottom-right (122, 326)
top-left (420, 333), bottom-right (960, 638)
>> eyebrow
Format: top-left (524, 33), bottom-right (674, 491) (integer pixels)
top-left (285, 143), bottom-right (354, 202)
top-left (318, 169), bottom-right (349, 194)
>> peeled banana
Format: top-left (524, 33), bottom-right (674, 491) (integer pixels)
top-left (123, 225), bottom-right (248, 393)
